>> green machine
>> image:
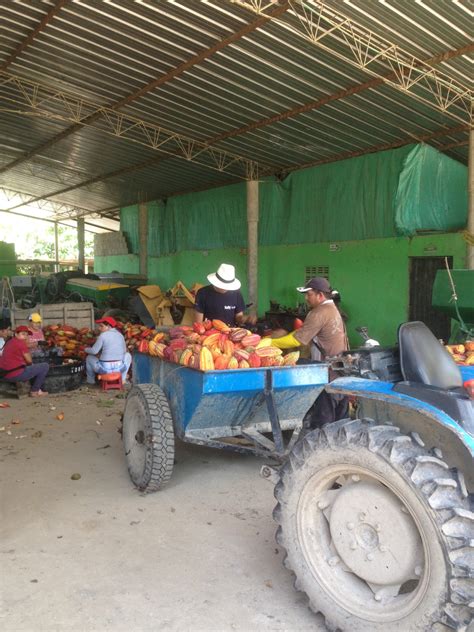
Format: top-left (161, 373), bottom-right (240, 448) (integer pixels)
top-left (64, 278), bottom-right (131, 308)
top-left (11, 272), bottom-right (131, 310)
top-left (432, 269), bottom-right (474, 342)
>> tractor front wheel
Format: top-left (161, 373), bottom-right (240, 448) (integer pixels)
top-left (274, 419), bottom-right (473, 631)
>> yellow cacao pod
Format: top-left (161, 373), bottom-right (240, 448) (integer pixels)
top-left (283, 351), bottom-right (300, 366)
top-left (227, 357), bottom-right (239, 369)
top-left (199, 347), bottom-right (215, 371)
top-left (179, 349), bottom-right (193, 366)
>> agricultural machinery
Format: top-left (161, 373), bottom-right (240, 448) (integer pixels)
top-left (123, 320), bottom-right (473, 631)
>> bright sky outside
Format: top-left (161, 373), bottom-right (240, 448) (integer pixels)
top-left (0, 191), bottom-right (98, 260)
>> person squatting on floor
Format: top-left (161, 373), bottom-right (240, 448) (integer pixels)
top-left (0, 325), bottom-right (49, 396)
top-left (84, 316), bottom-right (131, 385)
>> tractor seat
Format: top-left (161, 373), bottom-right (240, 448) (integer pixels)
top-left (398, 321), bottom-right (462, 390)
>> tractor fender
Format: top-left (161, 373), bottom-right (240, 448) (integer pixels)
top-left (327, 377), bottom-right (474, 492)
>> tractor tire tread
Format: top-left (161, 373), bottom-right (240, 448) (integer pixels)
top-left (273, 418), bottom-right (473, 631)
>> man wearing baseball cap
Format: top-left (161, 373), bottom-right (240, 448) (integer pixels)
top-left (272, 276), bottom-right (349, 426)
top-left (0, 326), bottom-right (49, 396)
top-left (84, 316), bottom-right (131, 385)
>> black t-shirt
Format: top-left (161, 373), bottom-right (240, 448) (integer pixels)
top-left (194, 285), bottom-right (245, 325)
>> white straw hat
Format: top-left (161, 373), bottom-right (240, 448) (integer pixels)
top-left (207, 263), bottom-right (241, 291)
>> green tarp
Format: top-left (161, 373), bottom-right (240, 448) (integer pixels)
top-left (120, 205), bottom-right (139, 254)
top-left (282, 145), bottom-right (414, 243)
top-left (120, 144), bottom-right (467, 256)
top-left (395, 144), bottom-right (468, 236)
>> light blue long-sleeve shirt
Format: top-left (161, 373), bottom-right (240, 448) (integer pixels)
top-left (85, 329), bottom-right (127, 361)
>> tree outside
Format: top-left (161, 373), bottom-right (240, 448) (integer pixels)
top-left (32, 225), bottom-right (94, 260)
top-left (0, 215), bottom-right (94, 260)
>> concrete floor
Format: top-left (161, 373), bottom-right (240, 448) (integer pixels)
top-left (0, 386), bottom-right (326, 632)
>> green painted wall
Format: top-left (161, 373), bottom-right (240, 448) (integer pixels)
top-left (0, 241), bottom-right (16, 276)
top-left (95, 232), bottom-right (466, 347)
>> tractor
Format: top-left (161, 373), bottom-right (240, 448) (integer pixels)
top-left (123, 321), bottom-right (473, 631)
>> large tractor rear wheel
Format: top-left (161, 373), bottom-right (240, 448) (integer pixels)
top-left (274, 419), bottom-right (473, 631)
top-left (123, 384), bottom-right (175, 493)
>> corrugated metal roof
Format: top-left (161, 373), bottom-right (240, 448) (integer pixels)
top-left (0, 0), bottom-right (471, 228)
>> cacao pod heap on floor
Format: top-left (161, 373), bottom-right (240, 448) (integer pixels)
top-left (43, 324), bottom-right (96, 359)
top-left (136, 320), bottom-right (300, 370)
top-left (44, 322), bottom-right (153, 360)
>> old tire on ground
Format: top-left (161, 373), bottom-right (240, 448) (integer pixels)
top-left (123, 384), bottom-right (175, 493)
top-left (274, 419), bottom-right (473, 631)
top-left (43, 366), bottom-right (85, 393)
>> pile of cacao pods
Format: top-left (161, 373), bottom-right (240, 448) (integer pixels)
top-left (445, 341), bottom-right (474, 366)
top-left (138, 319), bottom-right (300, 371)
top-left (44, 324), bottom-right (96, 359)
top-left (123, 323), bottom-right (156, 353)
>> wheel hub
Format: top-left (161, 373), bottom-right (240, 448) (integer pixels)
top-left (328, 481), bottom-right (422, 585)
top-left (354, 523), bottom-right (379, 551)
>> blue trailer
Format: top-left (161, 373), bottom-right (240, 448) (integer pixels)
top-left (123, 321), bottom-right (473, 632)
top-left (123, 354), bottom-right (328, 491)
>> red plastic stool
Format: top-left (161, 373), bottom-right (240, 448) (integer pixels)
top-left (98, 372), bottom-right (123, 391)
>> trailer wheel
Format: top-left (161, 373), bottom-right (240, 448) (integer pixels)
top-left (274, 419), bottom-right (473, 631)
top-left (123, 384), bottom-right (175, 493)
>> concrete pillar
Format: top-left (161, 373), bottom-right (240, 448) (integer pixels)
top-left (468, 127), bottom-right (474, 270)
top-left (246, 179), bottom-right (259, 317)
top-left (138, 202), bottom-right (148, 279)
top-left (54, 222), bottom-right (59, 272)
top-left (77, 218), bottom-right (85, 272)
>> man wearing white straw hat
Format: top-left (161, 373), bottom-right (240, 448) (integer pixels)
top-left (194, 263), bottom-right (255, 327)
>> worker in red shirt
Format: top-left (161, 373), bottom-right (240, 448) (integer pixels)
top-left (0, 326), bottom-right (49, 396)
